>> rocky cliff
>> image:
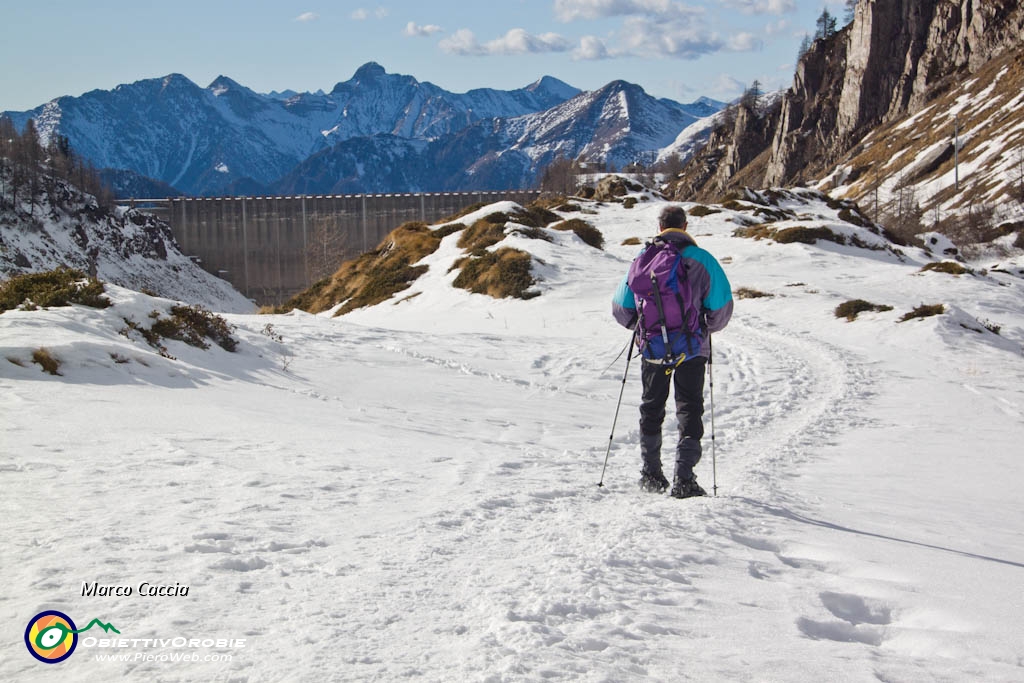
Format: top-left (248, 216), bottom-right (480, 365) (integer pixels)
top-left (671, 0), bottom-right (1024, 201)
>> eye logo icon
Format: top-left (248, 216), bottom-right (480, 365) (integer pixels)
top-left (24, 611), bottom-right (120, 664)
top-left (25, 611), bottom-right (78, 663)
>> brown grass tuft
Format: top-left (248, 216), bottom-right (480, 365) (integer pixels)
top-left (32, 348), bottom-right (62, 375)
top-left (898, 303), bottom-right (945, 322)
top-left (551, 218), bottom-right (605, 249)
top-left (453, 248), bottom-right (539, 299)
top-left (735, 287), bottom-right (773, 299)
top-left (835, 299), bottom-right (893, 321)
top-left (283, 221), bottom-right (443, 315)
top-left (920, 261), bottom-right (972, 275)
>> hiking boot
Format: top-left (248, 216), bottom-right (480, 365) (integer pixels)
top-left (639, 470), bottom-right (670, 493)
top-left (670, 474), bottom-right (707, 499)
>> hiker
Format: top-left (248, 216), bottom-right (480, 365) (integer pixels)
top-left (611, 205), bottom-right (733, 498)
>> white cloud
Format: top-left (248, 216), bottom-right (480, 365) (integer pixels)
top-left (710, 73), bottom-right (746, 98)
top-left (717, 0), bottom-right (795, 15)
top-left (618, 16), bottom-right (724, 59)
top-left (352, 7), bottom-right (389, 21)
top-left (727, 32), bottom-right (761, 51)
top-left (487, 29), bottom-right (572, 54)
top-left (573, 35), bottom-right (610, 60)
top-left (440, 28), bottom-right (573, 56)
top-left (293, 12), bottom-right (319, 22)
top-left (439, 29), bottom-right (485, 55)
top-left (554, 0), bottom-right (699, 22)
top-left (404, 21), bottom-right (443, 37)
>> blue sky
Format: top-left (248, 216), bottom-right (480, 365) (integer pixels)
top-left (1, 1), bottom-right (849, 112)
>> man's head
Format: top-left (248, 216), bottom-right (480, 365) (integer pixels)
top-left (659, 206), bottom-right (688, 232)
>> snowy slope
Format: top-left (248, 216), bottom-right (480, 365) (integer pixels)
top-left (0, 174), bottom-right (252, 313)
top-left (2, 186), bottom-right (1023, 681)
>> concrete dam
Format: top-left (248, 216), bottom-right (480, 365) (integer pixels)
top-left (152, 190), bottom-right (541, 305)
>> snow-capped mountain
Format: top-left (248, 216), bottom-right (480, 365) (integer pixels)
top-left (1, 63), bottom-right (581, 196)
top-left (2, 65), bottom-right (724, 196)
top-left (273, 81), bottom-right (725, 194)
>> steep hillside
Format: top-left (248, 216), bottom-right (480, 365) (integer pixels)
top-left (0, 167), bottom-right (252, 312)
top-left (823, 48), bottom-right (1024, 228)
top-left (670, 0), bottom-right (1024, 226)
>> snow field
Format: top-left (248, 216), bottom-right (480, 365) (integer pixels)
top-left (2, 192), bottom-right (1024, 681)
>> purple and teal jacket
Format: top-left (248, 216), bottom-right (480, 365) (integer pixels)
top-left (611, 228), bottom-right (733, 360)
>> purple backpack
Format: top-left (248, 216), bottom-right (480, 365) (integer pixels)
top-left (627, 239), bottom-right (703, 362)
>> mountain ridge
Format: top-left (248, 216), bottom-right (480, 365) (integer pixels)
top-left (2, 64), bottom-right (723, 197)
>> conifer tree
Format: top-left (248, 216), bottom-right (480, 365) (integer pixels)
top-left (844, 0), bottom-right (858, 25)
top-left (797, 33), bottom-right (813, 60)
top-left (815, 8), bottom-right (837, 40)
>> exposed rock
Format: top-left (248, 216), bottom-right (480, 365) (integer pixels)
top-left (592, 176), bottom-right (643, 202)
top-left (673, 0), bottom-right (1024, 200)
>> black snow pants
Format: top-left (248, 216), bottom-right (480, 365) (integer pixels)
top-left (639, 356), bottom-right (706, 481)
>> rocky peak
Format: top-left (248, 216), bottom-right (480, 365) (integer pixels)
top-left (352, 62), bottom-right (387, 82)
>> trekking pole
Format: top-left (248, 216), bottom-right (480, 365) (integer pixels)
top-left (598, 331), bottom-right (636, 487)
top-left (708, 334), bottom-right (718, 497)
top-left (599, 334), bottom-right (633, 376)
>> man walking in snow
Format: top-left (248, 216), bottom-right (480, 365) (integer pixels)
top-left (611, 206), bottom-right (733, 498)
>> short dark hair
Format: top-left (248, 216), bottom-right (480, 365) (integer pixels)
top-left (659, 206), bottom-right (688, 230)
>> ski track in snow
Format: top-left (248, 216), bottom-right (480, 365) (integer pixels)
top-left (205, 314), bottom-right (894, 682)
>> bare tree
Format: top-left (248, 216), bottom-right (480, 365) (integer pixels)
top-left (305, 216), bottom-right (351, 283)
top-left (1017, 147), bottom-right (1024, 205)
top-left (654, 153), bottom-right (685, 179)
top-left (539, 155), bottom-right (581, 195)
top-left (879, 172), bottom-right (924, 243)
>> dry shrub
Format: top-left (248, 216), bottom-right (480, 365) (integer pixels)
top-left (774, 226), bottom-right (844, 245)
top-left (898, 304), bottom-right (945, 322)
top-left (834, 299), bottom-right (893, 321)
top-left (151, 305), bottom-right (239, 352)
top-left (688, 205), bottom-right (721, 217)
top-left (531, 195), bottom-right (572, 211)
top-left (453, 248), bottom-right (538, 299)
top-left (621, 237), bottom-right (642, 246)
top-left (733, 225), bottom-right (774, 240)
top-left (551, 218), bottom-right (604, 250)
top-left (920, 261), bottom-right (972, 275)
top-left (838, 207), bottom-right (871, 227)
top-left (735, 287), bottom-right (773, 299)
top-left (0, 268), bottom-right (110, 313)
top-left (522, 202), bottom-right (561, 226)
top-left (32, 348), bottom-right (62, 375)
top-left (458, 220), bottom-right (507, 254)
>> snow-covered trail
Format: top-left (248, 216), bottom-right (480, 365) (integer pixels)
top-left (1, 301), bottom-right (872, 682)
top-left (4, 189), bottom-right (1024, 681)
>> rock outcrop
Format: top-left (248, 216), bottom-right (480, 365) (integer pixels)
top-left (672, 0), bottom-right (1024, 200)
